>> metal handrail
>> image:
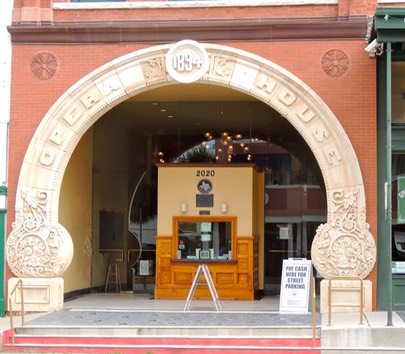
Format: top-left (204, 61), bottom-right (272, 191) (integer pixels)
top-left (311, 275), bottom-right (317, 348)
top-left (9, 279), bottom-right (25, 344)
top-left (328, 276), bottom-right (364, 326)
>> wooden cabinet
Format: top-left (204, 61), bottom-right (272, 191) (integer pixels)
top-left (155, 233), bottom-right (257, 300)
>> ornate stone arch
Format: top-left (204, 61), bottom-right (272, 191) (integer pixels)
top-left (7, 41), bottom-right (376, 280)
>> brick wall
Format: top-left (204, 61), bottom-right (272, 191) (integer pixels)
top-left (7, 0), bottom-right (378, 305)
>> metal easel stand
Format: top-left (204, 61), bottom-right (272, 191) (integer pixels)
top-left (184, 264), bottom-right (222, 312)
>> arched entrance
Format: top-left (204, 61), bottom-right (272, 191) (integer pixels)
top-left (6, 41), bottom-right (376, 310)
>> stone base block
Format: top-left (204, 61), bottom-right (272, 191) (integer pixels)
top-left (320, 279), bottom-right (372, 313)
top-left (8, 278), bottom-right (64, 312)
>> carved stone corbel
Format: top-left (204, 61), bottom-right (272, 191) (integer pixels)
top-left (311, 189), bottom-right (376, 279)
top-left (6, 188), bottom-right (73, 278)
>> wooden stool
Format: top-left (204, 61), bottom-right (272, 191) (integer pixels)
top-left (105, 263), bottom-right (121, 293)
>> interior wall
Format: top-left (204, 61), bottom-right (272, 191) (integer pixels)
top-left (157, 165), bottom-right (257, 236)
top-left (90, 117), bottom-right (129, 288)
top-left (59, 129), bottom-right (93, 293)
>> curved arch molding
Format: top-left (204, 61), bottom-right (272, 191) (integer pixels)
top-left (6, 41), bottom-right (376, 279)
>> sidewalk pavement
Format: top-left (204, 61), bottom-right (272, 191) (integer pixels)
top-left (0, 293), bottom-right (404, 350)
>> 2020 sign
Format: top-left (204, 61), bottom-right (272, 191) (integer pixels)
top-left (196, 169), bottom-right (215, 177)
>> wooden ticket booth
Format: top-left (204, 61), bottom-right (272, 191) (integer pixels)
top-left (154, 164), bottom-right (264, 300)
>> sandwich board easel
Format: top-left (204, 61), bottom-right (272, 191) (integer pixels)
top-left (184, 264), bottom-right (221, 312)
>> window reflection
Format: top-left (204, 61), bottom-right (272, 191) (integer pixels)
top-left (177, 221), bottom-right (232, 260)
top-left (392, 153), bottom-right (405, 265)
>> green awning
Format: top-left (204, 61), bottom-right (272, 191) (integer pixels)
top-left (375, 7), bottom-right (405, 42)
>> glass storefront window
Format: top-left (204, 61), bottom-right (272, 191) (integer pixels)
top-left (177, 220), bottom-right (233, 260)
top-left (392, 63), bottom-right (405, 124)
top-left (392, 153), bottom-right (405, 264)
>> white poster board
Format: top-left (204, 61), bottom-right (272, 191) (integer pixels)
top-left (279, 259), bottom-right (312, 313)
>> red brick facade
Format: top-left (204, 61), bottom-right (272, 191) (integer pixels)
top-left (7, 0), bottom-right (379, 308)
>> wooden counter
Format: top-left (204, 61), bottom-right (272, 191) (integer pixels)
top-left (154, 235), bottom-right (258, 300)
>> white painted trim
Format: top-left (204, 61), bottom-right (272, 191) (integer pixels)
top-left (0, 0), bottom-right (12, 186)
top-left (378, 0), bottom-right (405, 3)
top-left (53, 0), bottom-right (338, 10)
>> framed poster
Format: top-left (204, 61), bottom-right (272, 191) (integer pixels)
top-left (279, 259), bottom-right (312, 313)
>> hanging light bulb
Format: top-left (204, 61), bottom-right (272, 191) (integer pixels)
top-left (204, 132), bottom-right (211, 139)
top-left (243, 146), bottom-right (249, 153)
top-left (235, 133), bottom-right (242, 140)
top-left (247, 154), bottom-right (252, 161)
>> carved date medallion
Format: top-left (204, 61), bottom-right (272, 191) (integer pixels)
top-left (165, 40), bottom-right (209, 83)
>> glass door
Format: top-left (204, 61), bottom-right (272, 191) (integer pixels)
top-left (263, 153), bottom-right (327, 295)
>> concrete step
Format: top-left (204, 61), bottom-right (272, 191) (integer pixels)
top-left (2, 309), bottom-right (322, 352)
top-left (321, 311), bottom-right (405, 351)
top-left (322, 326), bottom-right (405, 350)
top-left (3, 328), bottom-right (321, 353)
top-left (12, 323), bottom-right (320, 337)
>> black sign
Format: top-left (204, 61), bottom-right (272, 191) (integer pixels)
top-left (196, 194), bottom-right (213, 208)
top-left (199, 210), bottom-right (211, 215)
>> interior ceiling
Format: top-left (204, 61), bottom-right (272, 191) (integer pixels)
top-left (99, 82), bottom-right (324, 184)
top-left (100, 83), bottom-right (320, 169)
top-left (106, 83), bottom-right (298, 143)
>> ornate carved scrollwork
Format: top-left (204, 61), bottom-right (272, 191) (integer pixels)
top-left (311, 189), bottom-right (376, 279)
top-left (144, 58), bottom-right (163, 78)
top-left (212, 56), bottom-right (233, 78)
top-left (6, 188), bottom-right (73, 278)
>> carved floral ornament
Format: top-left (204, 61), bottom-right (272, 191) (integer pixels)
top-left (321, 49), bottom-right (350, 78)
top-left (6, 189), bottom-right (73, 278)
top-left (311, 189), bottom-right (376, 279)
top-left (8, 41), bottom-right (376, 280)
top-left (30, 52), bottom-right (59, 81)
